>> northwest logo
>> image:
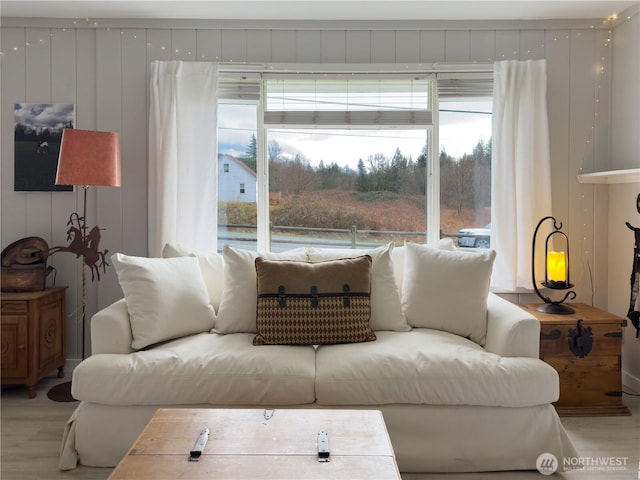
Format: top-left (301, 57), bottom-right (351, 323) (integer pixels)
top-left (536, 452), bottom-right (559, 475)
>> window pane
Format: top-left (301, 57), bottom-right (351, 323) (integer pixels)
top-left (217, 102), bottom-right (258, 252)
top-left (265, 79), bottom-right (432, 112)
top-left (266, 128), bottom-right (429, 251)
top-left (438, 98), bottom-right (492, 248)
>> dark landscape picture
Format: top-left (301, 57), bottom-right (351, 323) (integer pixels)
top-left (14, 103), bottom-right (75, 191)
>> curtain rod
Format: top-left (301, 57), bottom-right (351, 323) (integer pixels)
top-left (219, 62), bottom-right (494, 76)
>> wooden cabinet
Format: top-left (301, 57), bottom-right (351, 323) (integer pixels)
top-left (523, 303), bottom-right (631, 416)
top-left (1, 287), bottom-right (66, 398)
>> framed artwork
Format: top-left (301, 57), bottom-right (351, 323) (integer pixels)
top-left (14, 103), bottom-right (75, 191)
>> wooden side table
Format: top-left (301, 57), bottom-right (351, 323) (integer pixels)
top-left (522, 303), bottom-right (631, 416)
top-left (1, 287), bottom-right (66, 398)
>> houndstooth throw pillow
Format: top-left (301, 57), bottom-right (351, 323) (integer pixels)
top-left (254, 255), bottom-right (376, 346)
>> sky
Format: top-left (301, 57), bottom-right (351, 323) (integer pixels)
top-left (218, 99), bottom-right (492, 170)
top-left (14, 103), bottom-right (75, 133)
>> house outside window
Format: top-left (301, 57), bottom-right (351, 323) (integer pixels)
top-left (223, 163), bottom-right (229, 173)
top-left (217, 68), bottom-right (492, 253)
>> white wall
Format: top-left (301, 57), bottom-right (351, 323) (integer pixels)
top-left (610, 11), bottom-right (640, 392)
top-left (1, 15), bottom-right (635, 371)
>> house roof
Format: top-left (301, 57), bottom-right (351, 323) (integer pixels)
top-left (219, 154), bottom-right (257, 178)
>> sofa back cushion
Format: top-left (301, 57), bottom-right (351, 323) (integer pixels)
top-left (214, 245), bottom-right (310, 334)
top-left (391, 238), bottom-right (456, 296)
top-left (112, 254), bottom-right (216, 350)
top-left (401, 242), bottom-right (495, 345)
top-left (254, 256), bottom-right (376, 345)
top-left (162, 243), bottom-right (225, 312)
top-left (306, 243), bottom-right (409, 332)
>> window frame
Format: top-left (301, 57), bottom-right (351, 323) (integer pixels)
top-left (217, 65), bottom-right (492, 252)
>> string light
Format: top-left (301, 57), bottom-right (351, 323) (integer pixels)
top-left (575, 11), bottom-right (623, 304)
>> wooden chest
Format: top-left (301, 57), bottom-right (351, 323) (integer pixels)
top-left (1, 236), bottom-right (51, 292)
top-left (1, 265), bottom-right (49, 292)
top-left (109, 408), bottom-right (401, 480)
top-left (523, 303), bottom-right (631, 416)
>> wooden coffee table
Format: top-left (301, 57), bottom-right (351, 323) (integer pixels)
top-left (109, 408), bottom-right (401, 479)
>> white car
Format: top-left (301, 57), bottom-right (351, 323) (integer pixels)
top-left (457, 224), bottom-right (491, 249)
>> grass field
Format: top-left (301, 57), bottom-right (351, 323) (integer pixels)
top-left (14, 140), bottom-right (71, 191)
top-left (221, 189), bottom-right (490, 239)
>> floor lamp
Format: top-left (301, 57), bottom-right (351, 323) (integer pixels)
top-left (46, 129), bottom-right (121, 402)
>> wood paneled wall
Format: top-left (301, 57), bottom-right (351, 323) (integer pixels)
top-left (1, 17), bottom-right (626, 363)
top-left (610, 13), bottom-right (640, 392)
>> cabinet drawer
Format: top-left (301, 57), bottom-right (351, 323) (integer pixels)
top-left (1, 300), bottom-right (28, 314)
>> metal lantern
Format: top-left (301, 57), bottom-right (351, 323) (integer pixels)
top-left (531, 216), bottom-right (577, 315)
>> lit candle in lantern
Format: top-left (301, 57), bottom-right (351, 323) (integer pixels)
top-left (547, 251), bottom-right (567, 287)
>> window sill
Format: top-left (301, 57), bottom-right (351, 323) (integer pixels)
top-left (576, 168), bottom-right (640, 185)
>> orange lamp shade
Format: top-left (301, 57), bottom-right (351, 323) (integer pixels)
top-left (547, 251), bottom-right (567, 283)
top-left (55, 129), bottom-right (122, 187)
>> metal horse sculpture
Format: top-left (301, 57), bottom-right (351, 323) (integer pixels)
top-left (48, 212), bottom-right (110, 282)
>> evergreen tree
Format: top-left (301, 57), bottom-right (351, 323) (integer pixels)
top-left (243, 134), bottom-right (257, 172)
top-left (417, 143), bottom-right (428, 168)
top-left (357, 158), bottom-right (369, 192)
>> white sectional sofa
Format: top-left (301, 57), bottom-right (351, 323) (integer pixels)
top-left (59, 241), bottom-right (578, 473)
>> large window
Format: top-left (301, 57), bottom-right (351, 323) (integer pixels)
top-left (217, 70), bottom-right (491, 252)
top-left (439, 97), bottom-right (492, 248)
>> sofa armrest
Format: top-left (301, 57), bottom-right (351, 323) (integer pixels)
top-left (90, 299), bottom-right (134, 355)
top-left (484, 293), bottom-right (540, 358)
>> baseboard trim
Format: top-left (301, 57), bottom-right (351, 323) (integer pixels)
top-left (63, 359), bottom-right (81, 377)
top-left (622, 370), bottom-right (640, 394)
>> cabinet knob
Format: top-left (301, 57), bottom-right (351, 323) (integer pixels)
top-left (17, 344), bottom-right (25, 350)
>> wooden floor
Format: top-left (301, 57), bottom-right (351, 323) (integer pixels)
top-left (1, 374), bottom-right (639, 480)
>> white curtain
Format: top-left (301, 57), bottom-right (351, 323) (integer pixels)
top-left (491, 60), bottom-right (552, 292)
top-left (148, 61), bottom-right (219, 257)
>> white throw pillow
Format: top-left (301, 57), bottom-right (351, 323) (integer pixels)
top-left (306, 243), bottom-right (410, 332)
top-left (112, 253), bottom-right (216, 350)
top-left (391, 238), bottom-right (456, 295)
top-left (401, 242), bottom-right (496, 345)
top-left (162, 243), bottom-right (225, 312)
top-left (214, 245), bottom-right (310, 334)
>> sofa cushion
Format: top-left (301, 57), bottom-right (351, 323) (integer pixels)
top-left (390, 238), bottom-right (456, 296)
top-left (111, 254), bottom-right (216, 350)
top-left (214, 245), bottom-right (310, 334)
top-left (401, 242), bottom-right (496, 345)
top-left (315, 330), bottom-right (559, 408)
top-left (306, 243), bottom-right (410, 332)
top-left (72, 332), bottom-right (317, 406)
top-left (162, 243), bottom-right (225, 312)
top-left (254, 256), bottom-right (376, 345)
